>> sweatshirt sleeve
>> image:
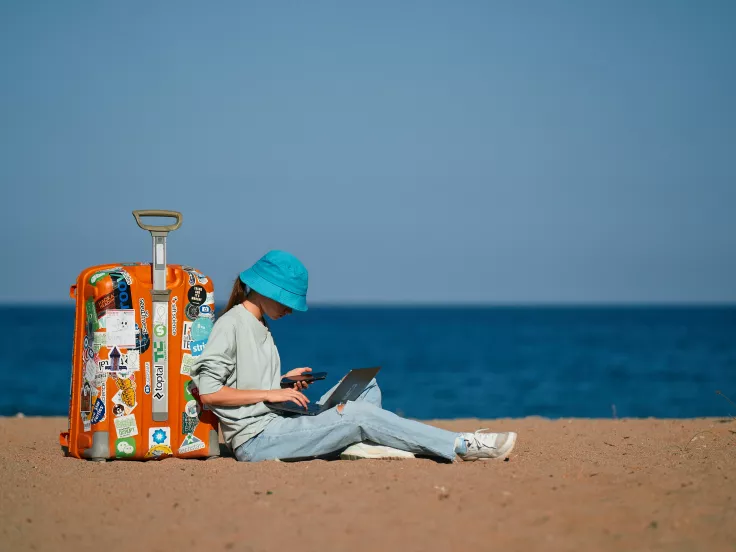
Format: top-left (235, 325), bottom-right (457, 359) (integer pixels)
top-left (190, 318), bottom-right (236, 396)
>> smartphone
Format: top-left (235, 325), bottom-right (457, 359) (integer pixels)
top-left (280, 372), bottom-right (328, 387)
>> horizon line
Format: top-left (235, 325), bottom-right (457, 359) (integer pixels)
top-left (1, 300), bottom-right (735, 309)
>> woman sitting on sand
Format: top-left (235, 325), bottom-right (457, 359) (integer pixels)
top-left (191, 250), bottom-right (517, 462)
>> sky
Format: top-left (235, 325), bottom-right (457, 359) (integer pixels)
top-left (1, 1), bottom-right (735, 304)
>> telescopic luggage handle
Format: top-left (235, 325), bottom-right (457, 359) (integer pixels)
top-left (132, 210), bottom-right (183, 233)
top-left (133, 210), bottom-right (183, 422)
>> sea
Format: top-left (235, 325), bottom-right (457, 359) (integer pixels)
top-left (2, 305), bottom-right (734, 420)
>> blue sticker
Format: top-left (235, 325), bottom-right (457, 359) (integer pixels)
top-left (152, 428), bottom-right (167, 445)
top-left (199, 304), bottom-right (212, 316)
top-left (110, 272), bottom-right (132, 310)
top-left (135, 323), bottom-right (150, 354)
top-left (190, 340), bottom-right (207, 357)
top-left (91, 398), bottom-right (105, 424)
top-left (191, 318), bottom-right (213, 342)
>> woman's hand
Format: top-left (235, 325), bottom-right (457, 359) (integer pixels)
top-left (264, 388), bottom-right (310, 409)
top-left (281, 367), bottom-right (313, 390)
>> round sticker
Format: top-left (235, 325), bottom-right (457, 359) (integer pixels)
top-left (188, 285), bottom-right (206, 307)
top-left (185, 303), bottom-right (200, 321)
top-left (185, 399), bottom-right (200, 418)
top-left (153, 324), bottom-right (166, 338)
top-left (191, 317), bottom-right (214, 341)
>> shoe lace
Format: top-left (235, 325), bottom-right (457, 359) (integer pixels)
top-left (467, 428), bottom-right (497, 451)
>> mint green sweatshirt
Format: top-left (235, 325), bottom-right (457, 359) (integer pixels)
top-left (191, 305), bottom-right (280, 451)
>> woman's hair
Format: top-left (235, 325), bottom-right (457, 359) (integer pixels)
top-left (221, 276), bottom-right (270, 329)
top-left (223, 277), bottom-right (250, 314)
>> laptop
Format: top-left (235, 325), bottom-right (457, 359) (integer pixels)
top-left (267, 366), bottom-right (381, 416)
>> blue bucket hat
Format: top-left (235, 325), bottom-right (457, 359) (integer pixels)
top-left (239, 250), bottom-right (309, 312)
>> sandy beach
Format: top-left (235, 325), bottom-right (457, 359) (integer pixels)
top-left (1, 416), bottom-right (734, 552)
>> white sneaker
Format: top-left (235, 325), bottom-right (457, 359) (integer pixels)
top-left (340, 442), bottom-right (415, 460)
top-left (458, 430), bottom-right (517, 461)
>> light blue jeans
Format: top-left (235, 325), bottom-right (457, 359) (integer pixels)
top-left (234, 379), bottom-right (461, 462)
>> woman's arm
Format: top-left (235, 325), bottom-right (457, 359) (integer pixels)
top-left (200, 386), bottom-right (309, 408)
top-left (191, 317), bottom-right (309, 408)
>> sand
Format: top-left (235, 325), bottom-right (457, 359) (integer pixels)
top-left (1, 416), bottom-right (734, 552)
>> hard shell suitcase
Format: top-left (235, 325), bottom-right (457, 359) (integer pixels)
top-left (60, 210), bottom-right (219, 460)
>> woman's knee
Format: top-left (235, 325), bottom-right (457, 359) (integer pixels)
top-left (359, 378), bottom-right (382, 407)
top-left (338, 399), bottom-right (380, 420)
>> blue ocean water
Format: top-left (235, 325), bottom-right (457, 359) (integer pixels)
top-left (2, 306), bottom-right (734, 419)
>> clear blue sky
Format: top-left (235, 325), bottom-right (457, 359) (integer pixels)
top-left (1, 1), bottom-right (734, 304)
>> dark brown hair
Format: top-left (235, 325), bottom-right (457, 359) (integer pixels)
top-left (221, 276), bottom-right (269, 329)
top-left (223, 277), bottom-right (249, 314)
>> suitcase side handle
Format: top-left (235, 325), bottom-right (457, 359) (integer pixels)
top-left (132, 210), bottom-right (183, 233)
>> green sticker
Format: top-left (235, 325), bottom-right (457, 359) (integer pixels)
top-left (153, 324), bottom-right (166, 338)
top-left (182, 412), bottom-right (199, 434)
top-left (184, 381), bottom-right (195, 402)
top-left (115, 437), bottom-right (136, 458)
top-left (89, 270), bottom-right (116, 286)
top-left (85, 299), bottom-right (100, 331)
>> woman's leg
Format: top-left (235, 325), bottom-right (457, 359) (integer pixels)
top-left (235, 400), bottom-right (459, 463)
top-left (316, 377), bottom-right (382, 408)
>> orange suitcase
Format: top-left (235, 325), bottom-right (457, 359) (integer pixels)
top-left (61, 210), bottom-right (219, 460)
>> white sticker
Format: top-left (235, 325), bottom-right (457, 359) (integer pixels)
top-left (181, 322), bottom-right (192, 350)
top-left (144, 361), bottom-right (151, 394)
top-left (114, 414), bottom-right (138, 438)
top-left (105, 310), bottom-right (136, 348)
top-left (205, 292), bottom-right (215, 305)
top-left (85, 358), bottom-right (97, 383)
top-left (122, 350), bottom-right (140, 372)
top-left (153, 303), bottom-right (167, 326)
top-left (93, 331), bottom-right (107, 351)
top-left (153, 364), bottom-right (166, 402)
top-left (112, 389), bottom-right (138, 416)
top-left (82, 413), bottom-right (91, 432)
top-left (149, 427), bottom-right (171, 449)
top-left (94, 363), bottom-right (107, 387)
top-left (185, 399), bottom-right (200, 418)
top-left (178, 434), bottom-right (205, 454)
top-left (180, 353), bottom-right (195, 377)
top-left (171, 296), bottom-right (179, 337)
